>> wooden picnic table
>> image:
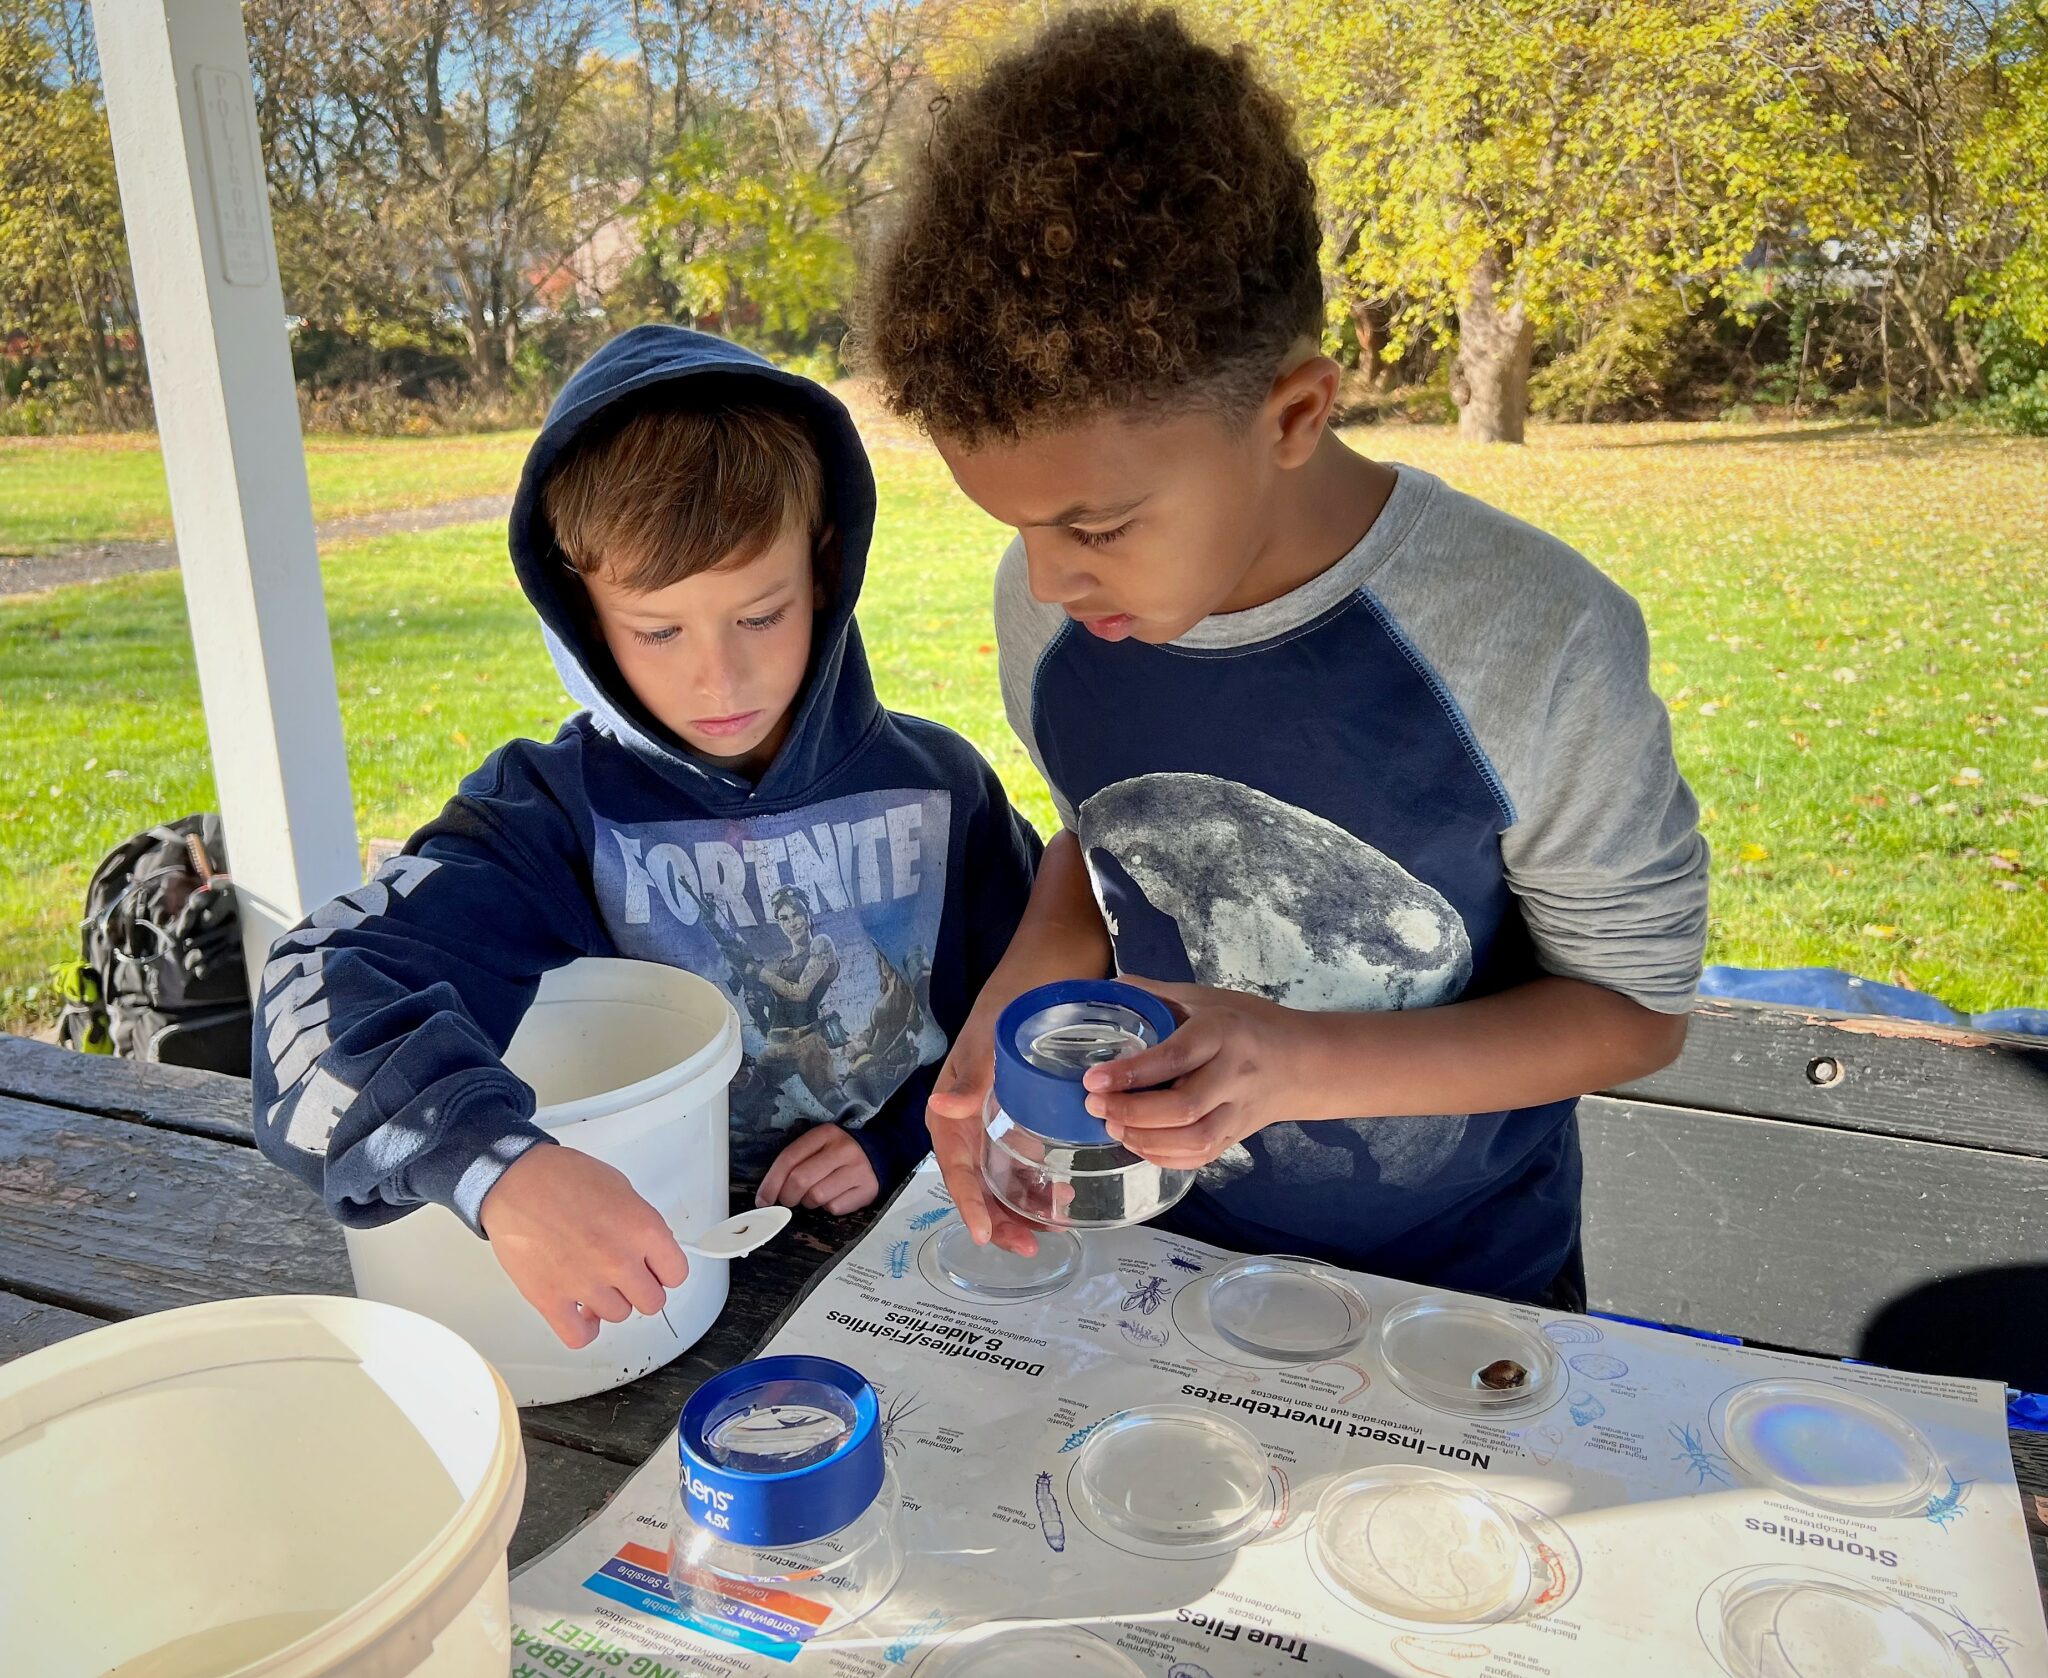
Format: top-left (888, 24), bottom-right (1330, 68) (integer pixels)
top-left (2, 1020), bottom-right (2044, 1600)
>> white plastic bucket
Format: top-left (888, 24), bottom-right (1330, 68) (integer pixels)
top-left (345, 957), bottom-right (745, 1406)
top-left (0, 1294), bottom-right (524, 1678)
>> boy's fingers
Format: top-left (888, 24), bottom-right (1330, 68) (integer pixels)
top-left (1118, 1106), bottom-right (1236, 1168)
top-left (772, 1140), bottom-right (853, 1207)
top-left (928, 1110), bottom-right (995, 1242)
top-left (541, 1297), bottom-right (600, 1349)
top-left (617, 1262), bottom-right (667, 1318)
top-left (648, 1242), bottom-right (690, 1291)
top-left (581, 1286), bottom-right (634, 1325)
top-left (758, 1125), bottom-right (833, 1205)
top-left (1085, 1024), bottom-right (1212, 1095)
top-left (800, 1161), bottom-right (870, 1209)
top-left (824, 1179), bottom-right (877, 1217)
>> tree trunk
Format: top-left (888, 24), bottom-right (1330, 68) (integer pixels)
top-left (1452, 248), bottom-right (1534, 444)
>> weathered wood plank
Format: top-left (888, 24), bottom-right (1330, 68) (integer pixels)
top-left (0, 1032), bottom-right (253, 1143)
top-left (1610, 1000), bottom-right (2048, 1155)
top-left (1581, 1093), bottom-right (2048, 1383)
top-left (511, 1435), bottom-right (635, 1570)
top-left (0, 1286), bottom-right (109, 1359)
top-left (0, 1092), bottom-right (348, 1315)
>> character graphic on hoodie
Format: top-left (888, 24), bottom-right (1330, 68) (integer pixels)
top-left (249, 326), bottom-right (1037, 1223)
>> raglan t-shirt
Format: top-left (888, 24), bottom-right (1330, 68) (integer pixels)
top-left (995, 464), bottom-right (1709, 1302)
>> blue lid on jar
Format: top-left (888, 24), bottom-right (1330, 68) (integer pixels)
top-left (991, 979), bottom-right (1177, 1146)
top-left (677, 1355), bottom-right (883, 1547)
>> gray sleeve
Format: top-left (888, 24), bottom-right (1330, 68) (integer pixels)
top-left (1371, 481), bottom-right (1709, 1013)
top-left (993, 538), bottom-right (1081, 831)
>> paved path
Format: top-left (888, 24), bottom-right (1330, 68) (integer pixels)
top-left (0, 493), bottom-right (512, 598)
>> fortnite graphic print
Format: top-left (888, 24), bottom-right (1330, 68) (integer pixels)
top-left (1079, 773), bottom-right (1475, 1188)
top-left (594, 789), bottom-right (950, 1174)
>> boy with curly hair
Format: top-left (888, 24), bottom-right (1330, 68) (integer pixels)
top-left (856, 5), bottom-right (1708, 1306)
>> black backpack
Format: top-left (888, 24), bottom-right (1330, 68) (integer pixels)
top-left (56, 814), bottom-right (252, 1076)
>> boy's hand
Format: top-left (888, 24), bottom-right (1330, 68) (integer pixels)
top-left (1082, 976), bottom-right (1324, 1169)
top-left (926, 996), bottom-right (1047, 1256)
top-left (479, 1144), bottom-right (690, 1349)
top-left (758, 1124), bottom-right (878, 1215)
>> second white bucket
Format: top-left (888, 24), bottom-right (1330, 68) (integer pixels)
top-left (346, 957), bottom-right (744, 1406)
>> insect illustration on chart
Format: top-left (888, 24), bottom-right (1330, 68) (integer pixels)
top-left (1058, 1419), bottom-right (1107, 1453)
top-left (1119, 1318), bottom-right (1169, 1350)
top-left (887, 1239), bottom-right (910, 1280)
top-left (907, 1204), bottom-right (954, 1231)
top-left (884, 1611), bottom-right (950, 1666)
top-left (1669, 1422), bottom-right (1733, 1488)
top-left (1036, 1470), bottom-right (1067, 1552)
top-left (1122, 1275), bottom-right (1169, 1315)
top-left (1168, 1253), bottom-right (1204, 1273)
top-left (878, 1388), bottom-right (926, 1461)
top-left (1924, 1470), bottom-right (1974, 1530)
top-left (1947, 1617), bottom-right (2016, 1662)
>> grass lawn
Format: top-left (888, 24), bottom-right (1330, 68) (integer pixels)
top-left (0, 429), bottom-right (536, 555)
top-left (2, 416), bottom-right (2042, 1033)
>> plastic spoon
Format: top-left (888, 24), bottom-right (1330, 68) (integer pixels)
top-left (678, 1204), bottom-right (793, 1261)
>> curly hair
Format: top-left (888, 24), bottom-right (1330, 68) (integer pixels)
top-left (853, 5), bottom-right (1322, 443)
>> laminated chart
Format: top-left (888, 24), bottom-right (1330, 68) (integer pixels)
top-left (511, 1164), bottom-right (2048, 1677)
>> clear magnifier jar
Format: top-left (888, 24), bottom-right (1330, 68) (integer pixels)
top-left (670, 1355), bottom-right (904, 1639)
top-left (978, 980), bottom-right (1194, 1232)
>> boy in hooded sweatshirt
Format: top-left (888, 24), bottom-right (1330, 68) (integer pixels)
top-left (251, 326), bottom-right (1040, 1348)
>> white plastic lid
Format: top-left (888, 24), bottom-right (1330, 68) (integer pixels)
top-left (1377, 1296), bottom-right (1564, 1418)
top-left (1712, 1573), bottom-right (1968, 1678)
top-left (1069, 1406), bottom-right (1274, 1557)
top-left (1312, 1465), bottom-right (1534, 1629)
top-left (929, 1222), bottom-right (1083, 1301)
top-left (1205, 1255), bottom-right (1370, 1363)
top-left (1711, 1379), bottom-right (1943, 1518)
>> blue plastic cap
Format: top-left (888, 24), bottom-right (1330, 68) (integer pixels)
top-left (991, 979), bottom-right (1177, 1145)
top-left (677, 1355), bottom-right (882, 1547)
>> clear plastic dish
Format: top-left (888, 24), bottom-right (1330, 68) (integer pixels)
top-left (1707, 1570), bottom-right (1971, 1678)
top-left (928, 1220), bottom-right (1084, 1302)
top-left (1312, 1464), bottom-right (1535, 1630)
top-left (1377, 1297), bottom-right (1564, 1419)
top-left (1204, 1255), bottom-right (1370, 1363)
top-left (1711, 1379), bottom-right (1943, 1518)
top-left (1069, 1405), bottom-right (1275, 1557)
top-left (917, 1620), bottom-right (1145, 1676)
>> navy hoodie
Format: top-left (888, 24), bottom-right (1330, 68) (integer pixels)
top-left (252, 327), bottom-right (1040, 1230)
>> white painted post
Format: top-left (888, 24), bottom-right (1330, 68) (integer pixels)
top-left (90, 0), bottom-right (360, 991)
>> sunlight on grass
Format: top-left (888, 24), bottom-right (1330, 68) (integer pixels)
top-left (2, 417), bottom-right (2042, 1029)
top-left (0, 430), bottom-right (536, 554)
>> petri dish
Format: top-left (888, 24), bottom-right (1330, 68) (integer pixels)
top-left (1377, 1297), bottom-right (1564, 1419)
top-left (1712, 1379), bottom-right (1943, 1518)
top-left (1712, 1573), bottom-right (1969, 1678)
top-left (1205, 1255), bottom-right (1371, 1364)
top-left (919, 1621), bottom-right (1145, 1676)
top-left (930, 1220), bottom-right (1083, 1301)
top-left (1071, 1405), bottom-right (1274, 1556)
top-left (1312, 1465), bottom-right (1534, 1629)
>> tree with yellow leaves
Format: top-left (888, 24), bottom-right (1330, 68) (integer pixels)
top-left (1215, 0), bottom-right (1850, 442)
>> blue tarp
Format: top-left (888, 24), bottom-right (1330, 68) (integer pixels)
top-left (1699, 965), bottom-right (2047, 1038)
